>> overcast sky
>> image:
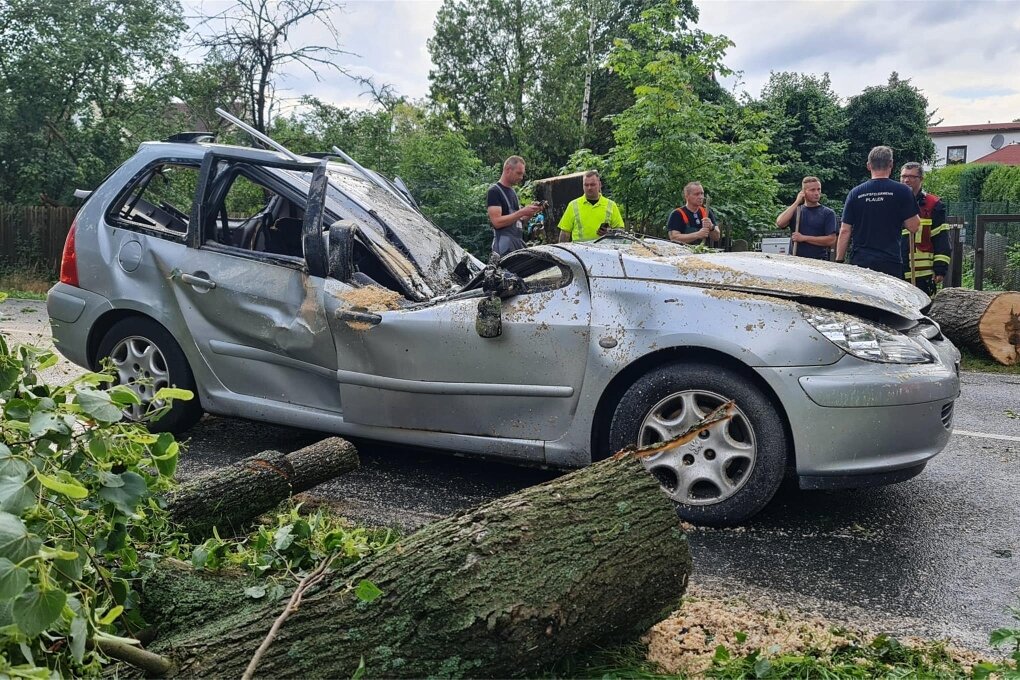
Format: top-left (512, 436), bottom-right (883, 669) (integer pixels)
top-left (186, 0), bottom-right (1020, 127)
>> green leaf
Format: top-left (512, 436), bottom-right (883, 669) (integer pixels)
top-left (734, 630), bottom-right (748, 644)
top-left (29, 411), bottom-right (71, 438)
top-left (0, 558), bottom-right (30, 599)
top-left (0, 450), bottom-right (28, 481)
top-left (14, 587), bottom-right (66, 637)
top-left (753, 656), bottom-right (772, 678)
top-left (99, 471), bottom-right (125, 488)
top-left (3, 399), bottom-right (32, 420)
top-left (0, 512), bottom-right (42, 562)
top-left (98, 472), bottom-right (148, 515)
top-left (274, 525), bottom-right (295, 551)
top-left (38, 546), bottom-right (79, 561)
top-left (153, 387), bottom-right (193, 402)
top-left (354, 579), bottom-right (382, 603)
top-left (75, 388), bottom-right (124, 423)
top-left (990, 627), bottom-right (1020, 647)
top-left (244, 585), bottom-right (267, 599)
top-left (108, 385), bottom-right (142, 406)
top-left (69, 613), bottom-right (88, 664)
top-left (88, 437), bottom-right (108, 459)
top-left (0, 473), bottom-right (36, 515)
top-left (151, 433), bottom-right (179, 477)
top-left (98, 605), bottom-right (124, 625)
top-left (36, 471), bottom-right (88, 500)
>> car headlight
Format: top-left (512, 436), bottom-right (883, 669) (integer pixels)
top-left (800, 308), bottom-right (933, 364)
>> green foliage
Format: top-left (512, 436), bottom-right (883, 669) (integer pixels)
top-left (286, 99), bottom-right (494, 257)
top-left (0, 335), bottom-right (186, 675)
top-left (980, 165), bottom-right (1020, 203)
top-left (959, 164), bottom-right (998, 202)
top-left (844, 72), bottom-right (935, 186)
top-left (0, 0), bottom-right (185, 205)
top-left (753, 72), bottom-right (849, 200)
top-left (707, 632), bottom-right (972, 679)
top-left (603, 1), bottom-right (779, 237)
top-left (190, 503), bottom-right (395, 583)
top-left (924, 165), bottom-right (967, 202)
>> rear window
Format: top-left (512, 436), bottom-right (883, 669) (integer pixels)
top-left (109, 163), bottom-right (199, 238)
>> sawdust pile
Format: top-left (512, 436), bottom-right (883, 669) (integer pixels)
top-left (337, 285), bottom-right (405, 311)
top-left (643, 588), bottom-right (990, 677)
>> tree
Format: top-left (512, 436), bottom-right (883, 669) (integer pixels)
top-left (427, 0), bottom-right (546, 168)
top-left (754, 72), bottom-right (849, 202)
top-left (844, 72), bottom-right (936, 185)
top-left (194, 0), bottom-right (349, 133)
top-left (284, 99), bottom-right (494, 256)
top-left (0, 0), bottom-right (185, 204)
top-left (603, 1), bottom-right (779, 236)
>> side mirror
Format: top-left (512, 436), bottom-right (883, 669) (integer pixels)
top-left (327, 221), bottom-right (355, 282)
top-left (476, 294), bottom-right (502, 338)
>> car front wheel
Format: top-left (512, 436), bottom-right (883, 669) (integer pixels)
top-left (95, 317), bottom-right (203, 433)
top-left (608, 362), bottom-right (787, 526)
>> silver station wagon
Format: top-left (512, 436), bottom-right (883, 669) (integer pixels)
top-left (47, 118), bottom-right (961, 525)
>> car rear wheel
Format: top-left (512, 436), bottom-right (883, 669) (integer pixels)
top-left (95, 317), bottom-right (202, 433)
top-left (608, 362), bottom-right (786, 526)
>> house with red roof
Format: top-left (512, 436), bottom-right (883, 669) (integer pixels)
top-left (927, 122), bottom-right (1020, 167)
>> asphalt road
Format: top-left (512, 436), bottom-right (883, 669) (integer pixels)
top-left (3, 297), bottom-right (1019, 651)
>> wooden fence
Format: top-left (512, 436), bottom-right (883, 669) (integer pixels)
top-left (0, 204), bottom-right (77, 275)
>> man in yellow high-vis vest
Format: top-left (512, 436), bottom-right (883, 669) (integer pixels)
top-left (558, 170), bottom-right (624, 242)
top-left (899, 162), bottom-right (951, 296)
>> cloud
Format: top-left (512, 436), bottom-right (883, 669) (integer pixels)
top-left (695, 0), bottom-right (1020, 125)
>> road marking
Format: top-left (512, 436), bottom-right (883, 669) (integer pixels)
top-left (954, 429), bottom-right (1020, 443)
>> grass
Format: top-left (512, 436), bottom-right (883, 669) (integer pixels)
top-left (0, 267), bottom-right (52, 300)
top-left (960, 348), bottom-right (1020, 374)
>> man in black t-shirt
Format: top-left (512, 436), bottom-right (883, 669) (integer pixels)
top-left (667, 182), bottom-right (720, 247)
top-left (836, 146), bottom-right (920, 277)
top-left (486, 156), bottom-right (543, 258)
top-left (775, 176), bottom-right (837, 260)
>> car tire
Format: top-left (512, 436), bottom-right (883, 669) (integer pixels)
top-left (95, 317), bottom-right (203, 434)
top-left (608, 362), bottom-right (787, 526)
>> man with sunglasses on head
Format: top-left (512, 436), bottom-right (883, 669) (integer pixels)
top-left (899, 162), bottom-right (950, 295)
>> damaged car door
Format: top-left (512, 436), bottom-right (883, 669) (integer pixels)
top-left (169, 154), bottom-right (341, 412)
top-left (323, 249), bottom-right (592, 453)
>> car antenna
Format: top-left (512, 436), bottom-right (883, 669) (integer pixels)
top-left (215, 107), bottom-right (302, 162)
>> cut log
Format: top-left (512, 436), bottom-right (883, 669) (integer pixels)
top-left (166, 437), bottom-right (359, 539)
top-left (143, 454), bottom-right (691, 678)
top-left (929, 289), bottom-right (1020, 365)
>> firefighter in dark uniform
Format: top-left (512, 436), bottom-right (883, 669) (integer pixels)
top-left (900, 162), bottom-right (951, 295)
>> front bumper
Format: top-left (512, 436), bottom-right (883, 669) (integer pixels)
top-left (757, 338), bottom-right (960, 487)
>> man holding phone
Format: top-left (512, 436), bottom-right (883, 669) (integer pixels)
top-left (558, 170), bottom-right (624, 242)
top-left (487, 155), bottom-right (544, 257)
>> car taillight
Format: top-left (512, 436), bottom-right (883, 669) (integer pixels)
top-left (59, 219), bottom-right (79, 287)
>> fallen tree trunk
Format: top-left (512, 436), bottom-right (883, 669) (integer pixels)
top-left (929, 288), bottom-right (1020, 365)
top-left (143, 454), bottom-right (691, 678)
top-left (166, 437), bottom-right (359, 539)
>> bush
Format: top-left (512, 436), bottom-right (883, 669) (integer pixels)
top-left (980, 165), bottom-right (1020, 203)
top-left (923, 165), bottom-right (966, 201)
top-left (959, 164), bottom-right (998, 202)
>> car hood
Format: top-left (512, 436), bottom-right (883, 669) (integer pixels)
top-left (562, 241), bottom-right (930, 320)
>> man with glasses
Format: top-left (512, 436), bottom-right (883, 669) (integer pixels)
top-left (836, 146), bottom-right (920, 276)
top-left (899, 162), bottom-right (950, 295)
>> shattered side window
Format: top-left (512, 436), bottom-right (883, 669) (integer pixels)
top-left (109, 163), bottom-right (199, 237)
top-left (500, 253), bottom-right (572, 294)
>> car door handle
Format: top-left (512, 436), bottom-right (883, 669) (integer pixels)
top-left (335, 309), bottom-right (381, 326)
top-left (180, 273), bottom-right (217, 290)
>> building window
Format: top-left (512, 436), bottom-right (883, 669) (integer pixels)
top-left (947, 146), bottom-right (967, 164)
